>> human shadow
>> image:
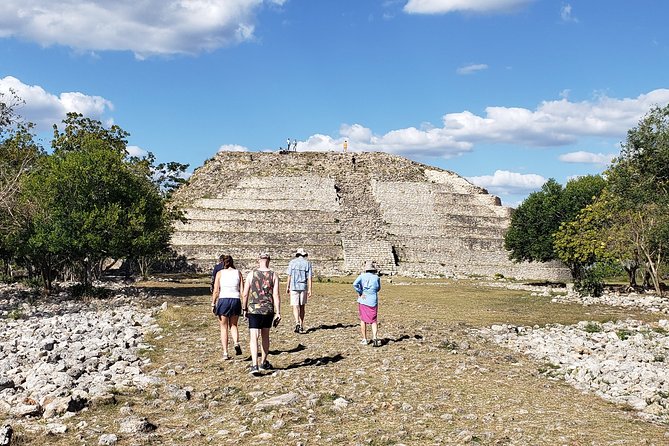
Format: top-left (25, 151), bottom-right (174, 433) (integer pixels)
top-left (243, 343), bottom-right (307, 362)
top-left (280, 353), bottom-right (345, 370)
top-left (375, 334), bottom-right (423, 347)
top-left (304, 323), bottom-right (357, 334)
top-left (270, 343), bottom-right (307, 355)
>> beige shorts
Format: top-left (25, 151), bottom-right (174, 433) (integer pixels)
top-left (290, 290), bottom-right (308, 306)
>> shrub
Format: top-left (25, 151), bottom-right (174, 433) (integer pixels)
top-left (584, 322), bottom-right (602, 333)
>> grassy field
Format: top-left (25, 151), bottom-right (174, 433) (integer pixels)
top-left (14, 276), bottom-right (669, 445)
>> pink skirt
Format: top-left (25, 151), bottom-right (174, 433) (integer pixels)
top-left (358, 303), bottom-right (378, 324)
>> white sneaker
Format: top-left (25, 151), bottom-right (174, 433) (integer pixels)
top-left (360, 339), bottom-right (368, 345)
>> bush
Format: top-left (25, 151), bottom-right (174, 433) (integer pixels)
top-left (584, 322), bottom-right (602, 333)
top-left (574, 262), bottom-right (618, 297)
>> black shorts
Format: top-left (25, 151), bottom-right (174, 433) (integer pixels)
top-left (215, 298), bottom-right (242, 317)
top-left (247, 313), bottom-right (275, 329)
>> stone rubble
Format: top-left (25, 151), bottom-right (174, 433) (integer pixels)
top-left (0, 282), bottom-right (163, 428)
top-left (481, 318), bottom-right (669, 423)
top-left (552, 286), bottom-right (669, 314)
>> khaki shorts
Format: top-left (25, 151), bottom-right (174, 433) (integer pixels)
top-left (290, 290), bottom-right (308, 306)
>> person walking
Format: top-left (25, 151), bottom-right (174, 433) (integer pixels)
top-left (353, 260), bottom-right (382, 347)
top-left (210, 254), bottom-right (225, 293)
top-left (241, 252), bottom-right (281, 375)
top-left (211, 255), bottom-right (244, 360)
top-left (286, 247), bottom-right (313, 333)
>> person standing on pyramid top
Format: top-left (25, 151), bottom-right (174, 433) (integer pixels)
top-left (286, 247), bottom-right (313, 333)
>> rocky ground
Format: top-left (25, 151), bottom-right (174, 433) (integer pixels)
top-left (1, 278), bottom-right (669, 445)
top-left (480, 288), bottom-right (669, 422)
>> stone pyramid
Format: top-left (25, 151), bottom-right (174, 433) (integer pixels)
top-left (170, 151), bottom-right (567, 280)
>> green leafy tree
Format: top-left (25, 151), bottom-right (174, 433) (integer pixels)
top-left (554, 196), bottom-right (616, 295)
top-left (606, 105), bottom-right (669, 295)
top-left (505, 175), bottom-right (605, 264)
top-left (21, 114), bottom-right (184, 289)
top-left (0, 91), bottom-right (44, 278)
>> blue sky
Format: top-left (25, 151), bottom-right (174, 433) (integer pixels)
top-left (1, 0), bottom-right (668, 205)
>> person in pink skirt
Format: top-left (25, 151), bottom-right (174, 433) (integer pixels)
top-left (353, 260), bottom-right (381, 347)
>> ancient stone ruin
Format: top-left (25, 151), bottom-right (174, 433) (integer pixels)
top-left (170, 151), bottom-right (568, 280)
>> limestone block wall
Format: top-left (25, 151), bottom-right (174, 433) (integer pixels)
top-left (170, 151), bottom-right (570, 281)
top-left (341, 239), bottom-right (397, 273)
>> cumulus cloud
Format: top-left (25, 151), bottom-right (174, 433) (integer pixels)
top-left (288, 89), bottom-right (669, 159)
top-left (560, 4), bottom-right (578, 23)
top-left (404, 0), bottom-right (534, 14)
top-left (456, 63), bottom-right (489, 75)
top-left (0, 0), bottom-right (283, 57)
top-left (0, 76), bottom-right (113, 131)
top-left (298, 124), bottom-right (473, 158)
top-left (218, 144), bottom-right (249, 152)
top-left (559, 151), bottom-right (615, 165)
top-left (467, 170), bottom-right (547, 195)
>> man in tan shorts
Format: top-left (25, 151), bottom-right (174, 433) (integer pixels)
top-left (285, 247), bottom-right (313, 333)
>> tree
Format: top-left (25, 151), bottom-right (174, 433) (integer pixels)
top-left (20, 114), bottom-right (184, 289)
top-left (606, 105), bottom-right (669, 295)
top-left (505, 175), bottom-right (605, 264)
top-left (0, 91), bottom-right (44, 278)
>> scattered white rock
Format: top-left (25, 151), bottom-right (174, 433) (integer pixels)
top-left (481, 318), bottom-right (669, 422)
top-left (98, 433), bottom-right (118, 445)
top-left (253, 392), bottom-right (300, 411)
top-left (552, 288), bottom-right (669, 314)
top-left (332, 397), bottom-right (349, 411)
top-left (0, 282), bottom-right (163, 421)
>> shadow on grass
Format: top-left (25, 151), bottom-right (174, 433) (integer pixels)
top-left (281, 353), bottom-right (345, 370)
top-left (304, 323), bottom-right (357, 333)
top-left (243, 343), bottom-right (308, 362)
top-left (270, 343), bottom-right (308, 355)
top-left (376, 333), bottom-right (423, 347)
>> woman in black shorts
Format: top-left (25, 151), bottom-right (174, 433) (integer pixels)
top-left (211, 255), bottom-right (244, 360)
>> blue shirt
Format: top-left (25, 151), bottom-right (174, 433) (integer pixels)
top-left (286, 256), bottom-right (313, 291)
top-left (353, 272), bottom-right (381, 307)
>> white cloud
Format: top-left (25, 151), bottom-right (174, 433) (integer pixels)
top-left (404, 0), bottom-right (534, 14)
top-left (560, 4), bottom-right (578, 23)
top-left (456, 63), bottom-right (489, 75)
top-left (218, 144), bottom-right (249, 152)
top-left (559, 151), bottom-right (615, 165)
top-left (127, 145), bottom-right (148, 157)
top-left (467, 170), bottom-right (547, 195)
top-left (0, 0), bottom-right (283, 57)
top-left (298, 125), bottom-right (472, 158)
top-left (288, 88), bottom-right (669, 159)
top-left (0, 76), bottom-right (113, 131)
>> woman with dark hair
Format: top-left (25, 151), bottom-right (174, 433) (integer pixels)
top-left (211, 255), bottom-right (244, 360)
